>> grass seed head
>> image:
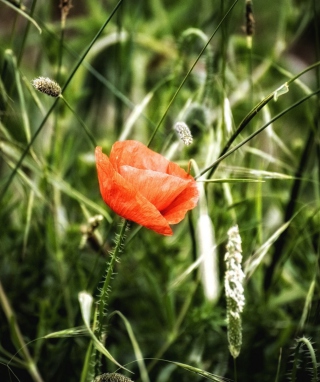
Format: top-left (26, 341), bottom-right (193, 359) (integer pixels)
top-left (93, 373), bottom-right (133, 382)
top-left (174, 121), bottom-right (193, 146)
top-left (225, 225), bottom-right (245, 358)
top-left (31, 77), bottom-right (61, 97)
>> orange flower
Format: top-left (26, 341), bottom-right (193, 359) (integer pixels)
top-left (95, 141), bottom-right (199, 235)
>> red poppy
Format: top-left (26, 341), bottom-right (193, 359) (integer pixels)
top-left (95, 140), bottom-right (199, 235)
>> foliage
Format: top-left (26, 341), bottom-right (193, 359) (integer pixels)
top-left (0, 0), bottom-right (320, 381)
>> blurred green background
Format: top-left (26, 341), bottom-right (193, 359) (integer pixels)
top-left (0, 0), bottom-right (320, 381)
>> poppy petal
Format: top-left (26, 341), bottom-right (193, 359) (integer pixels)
top-left (162, 182), bottom-right (199, 223)
top-left (95, 147), bottom-right (173, 235)
top-left (110, 140), bottom-right (186, 176)
top-left (118, 165), bottom-right (193, 211)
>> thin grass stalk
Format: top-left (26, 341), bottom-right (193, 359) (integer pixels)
top-left (163, 360), bottom-right (226, 382)
top-left (147, 281), bottom-right (198, 373)
top-left (263, 128), bottom-right (316, 291)
top-left (114, 5), bottom-right (126, 137)
top-left (48, 24), bottom-right (65, 168)
top-left (54, 237), bottom-right (75, 327)
top-left (220, 0), bottom-right (229, 142)
top-left (0, 281), bottom-right (44, 382)
top-left (57, 11), bottom-right (65, 83)
top-left (110, 311), bottom-right (150, 382)
top-left (17, 0), bottom-right (37, 66)
top-left (2, 0), bottom-right (41, 34)
top-left (200, 61), bottom-right (320, 179)
top-left (6, 50), bottom-right (37, 162)
top-left (59, 95), bottom-right (97, 148)
top-left (177, 28), bottom-right (214, 104)
top-left (233, 357), bottom-right (238, 382)
top-left (0, 0), bottom-right (124, 202)
top-left (22, 189), bottom-right (34, 257)
top-left (80, 335), bottom-right (94, 382)
top-left (274, 348), bottom-right (282, 382)
top-left (255, 178), bottom-right (263, 244)
top-left (12, 54), bottom-right (31, 142)
top-left (245, 0), bottom-right (254, 107)
top-left (147, 0), bottom-right (240, 147)
top-left (197, 87), bottom-right (320, 179)
top-left (299, 277), bottom-right (316, 331)
top-left (8, 0), bottom-right (19, 46)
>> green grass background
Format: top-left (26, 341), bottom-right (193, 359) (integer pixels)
top-left (0, 0), bottom-right (320, 381)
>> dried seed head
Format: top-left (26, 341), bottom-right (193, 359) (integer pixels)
top-left (31, 77), bottom-right (61, 97)
top-left (245, 0), bottom-right (255, 37)
top-left (245, 0), bottom-right (255, 48)
top-left (174, 121), bottom-right (193, 146)
top-left (88, 214), bottom-right (104, 230)
top-left (93, 373), bottom-right (133, 382)
top-left (60, 0), bottom-right (73, 28)
top-left (80, 214), bottom-right (104, 251)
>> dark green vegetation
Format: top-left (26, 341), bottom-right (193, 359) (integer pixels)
top-left (0, 0), bottom-right (320, 381)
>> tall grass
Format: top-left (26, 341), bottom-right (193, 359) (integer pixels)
top-left (0, 0), bottom-right (320, 381)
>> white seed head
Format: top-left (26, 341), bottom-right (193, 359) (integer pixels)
top-left (174, 121), bottom-right (193, 146)
top-left (31, 77), bottom-right (61, 97)
top-left (225, 225), bottom-right (245, 358)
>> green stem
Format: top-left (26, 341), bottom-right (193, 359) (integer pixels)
top-left (60, 95), bottom-right (97, 148)
top-left (233, 357), bottom-right (238, 382)
top-left (94, 219), bottom-right (128, 375)
top-left (96, 219), bottom-right (128, 341)
top-left (17, 0), bottom-right (37, 66)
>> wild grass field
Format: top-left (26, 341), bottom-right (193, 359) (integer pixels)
top-left (0, 0), bottom-right (320, 381)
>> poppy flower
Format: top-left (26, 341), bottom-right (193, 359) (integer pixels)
top-left (95, 140), bottom-right (199, 235)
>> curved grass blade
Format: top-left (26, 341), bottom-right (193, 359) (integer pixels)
top-left (78, 292), bottom-right (131, 373)
top-left (0, 0), bottom-right (41, 33)
top-left (109, 311), bottom-right (150, 382)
